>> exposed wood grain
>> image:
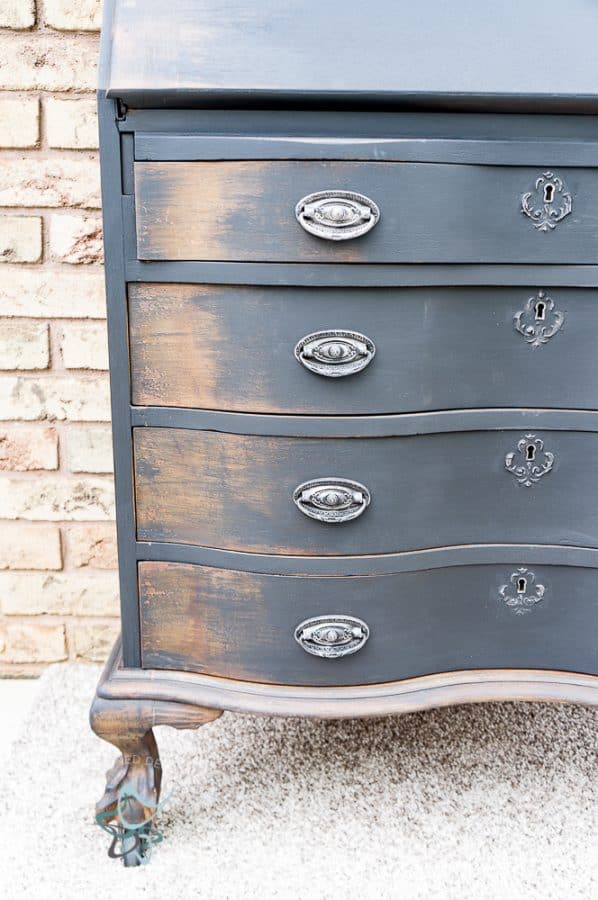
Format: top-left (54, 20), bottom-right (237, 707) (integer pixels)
top-left (138, 561), bottom-right (598, 686)
top-left (90, 647), bottom-right (220, 865)
top-left (100, 637), bottom-right (598, 718)
top-left (133, 427), bottom-right (598, 556)
top-left (129, 283), bottom-right (598, 414)
top-left (135, 161), bottom-right (598, 263)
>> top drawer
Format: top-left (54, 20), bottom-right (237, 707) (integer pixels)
top-left (134, 161), bottom-right (598, 263)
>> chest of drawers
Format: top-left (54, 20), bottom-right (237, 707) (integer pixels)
top-left (91, 0), bottom-right (598, 865)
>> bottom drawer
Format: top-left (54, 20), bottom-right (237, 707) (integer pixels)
top-left (139, 561), bottom-right (598, 686)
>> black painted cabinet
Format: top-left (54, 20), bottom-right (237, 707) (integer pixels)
top-left (91, 0), bottom-right (598, 865)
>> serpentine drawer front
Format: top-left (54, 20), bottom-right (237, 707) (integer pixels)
top-left (134, 427), bottom-right (598, 556)
top-left (139, 561), bottom-right (598, 686)
top-left (134, 161), bottom-right (598, 263)
top-left (129, 283), bottom-right (598, 414)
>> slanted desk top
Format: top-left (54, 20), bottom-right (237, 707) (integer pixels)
top-left (101, 0), bottom-right (598, 111)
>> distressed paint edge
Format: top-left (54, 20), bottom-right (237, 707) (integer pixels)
top-left (134, 542), bottom-right (598, 576)
top-left (131, 407), bottom-right (598, 437)
top-left (99, 638), bottom-right (598, 718)
top-left (98, 93), bottom-right (141, 667)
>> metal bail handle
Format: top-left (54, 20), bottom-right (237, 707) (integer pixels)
top-left (294, 615), bottom-right (370, 658)
top-left (293, 477), bottom-right (371, 524)
top-left (295, 190), bottom-right (380, 241)
top-left (294, 330), bottom-right (376, 378)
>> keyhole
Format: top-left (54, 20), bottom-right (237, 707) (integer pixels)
top-left (543, 183), bottom-right (554, 204)
top-left (517, 577), bottom-right (527, 594)
top-left (526, 444), bottom-right (536, 461)
top-left (535, 300), bottom-right (546, 320)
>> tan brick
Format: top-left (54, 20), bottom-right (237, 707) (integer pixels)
top-left (0, 96), bottom-right (39, 148)
top-left (70, 619), bottom-right (119, 662)
top-left (0, 522), bottom-right (62, 570)
top-left (0, 216), bottom-right (42, 263)
top-left (50, 213), bottom-right (103, 264)
top-left (0, 424), bottom-right (58, 470)
top-left (0, 267), bottom-right (106, 318)
top-left (0, 374), bottom-right (111, 420)
top-left (0, 621), bottom-right (66, 663)
top-left (1, 571), bottom-right (119, 616)
top-left (45, 0), bottom-right (101, 31)
top-left (66, 522), bottom-right (118, 569)
top-left (0, 155), bottom-right (100, 208)
top-left (0, 475), bottom-right (115, 520)
top-left (45, 95), bottom-right (98, 149)
top-left (66, 424), bottom-right (113, 473)
top-left (0, 1), bottom-right (35, 28)
top-left (0, 33), bottom-right (98, 91)
top-left (0, 321), bottom-right (49, 369)
top-left (60, 321), bottom-right (108, 369)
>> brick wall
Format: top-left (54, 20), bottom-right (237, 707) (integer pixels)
top-left (0, 0), bottom-right (120, 675)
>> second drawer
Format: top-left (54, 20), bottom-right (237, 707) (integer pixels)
top-left (134, 427), bottom-right (598, 555)
top-left (129, 284), bottom-right (598, 415)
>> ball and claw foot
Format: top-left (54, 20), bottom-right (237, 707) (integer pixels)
top-left (90, 693), bottom-right (221, 866)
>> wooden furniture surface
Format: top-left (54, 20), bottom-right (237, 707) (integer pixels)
top-left (135, 161), bottom-right (598, 263)
top-left (129, 284), bottom-right (598, 414)
top-left (133, 426), bottom-right (598, 556)
top-left (139, 561), bottom-right (598, 685)
top-left (93, 0), bottom-right (598, 865)
top-left (102, 0), bottom-right (598, 112)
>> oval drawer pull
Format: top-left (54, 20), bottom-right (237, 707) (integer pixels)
top-left (294, 615), bottom-right (370, 658)
top-left (294, 329), bottom-right (376, 377)
top-left (293, 477), bottom-right (371, 523)
top-left (295, 190), bottom-right (380, 241)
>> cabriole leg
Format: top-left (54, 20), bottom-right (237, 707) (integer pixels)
top-left (90, 693), bottom-right (221, 866)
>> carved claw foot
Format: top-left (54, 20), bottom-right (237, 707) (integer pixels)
top-left (90, 694), bottom-right (221, 866)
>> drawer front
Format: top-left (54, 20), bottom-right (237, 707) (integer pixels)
top-left (130, 284), bottom-right (598, 414)
top-left (134, 428), bottom-right (598, 555)
top-left (139, 561), bottom-right (598, 685)
top-left (134, 161), bottom-right (598, 263)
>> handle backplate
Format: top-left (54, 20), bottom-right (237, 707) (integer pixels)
top-left (293, 477), bottom-right (371, 523)
top-left (294, 615), bottom-right (370, 658)
top-left (295, 190), bottom-right (380, 241)
top-left (294, 329), bottom-right (376, 378)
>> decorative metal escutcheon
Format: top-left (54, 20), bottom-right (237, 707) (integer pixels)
top-left (294, 614), bottom-right (370, 658)
top-left (504, 433), bottom-right (554, 487)
top-left (499, 567), bottom-right (546, 615)
top-left (293, 477), bottom-right (371, 523)
top-left (295, 190), bottom-right (380, 240)
top-left (521, 171), bottom-right (572, 232)
top-left (513, 290), bottom-right (564, 347)
top-left (294, 329), bottom-right (376, 377)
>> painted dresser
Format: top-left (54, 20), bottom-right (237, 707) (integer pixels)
top-left (92, 0), bottom-right (598, 864)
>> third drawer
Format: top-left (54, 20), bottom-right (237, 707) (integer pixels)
top-left (134, 426), bottom-right (598, 555)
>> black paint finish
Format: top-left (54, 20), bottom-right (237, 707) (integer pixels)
top-left (103, 0), bottom-right (598, 113)
top-left (134, 427), bottom-right (598, 557)
top-left (134, 160), bottom-right (598, 264)
top-left (139, 561), bottom-right (598, 685)
top-left (129, 284), bottom-right (598, 415)
top-left (99, 2), bottom-right (598, 683)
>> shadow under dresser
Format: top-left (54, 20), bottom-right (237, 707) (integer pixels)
top-left (91, 0), bottom-right (598, 864)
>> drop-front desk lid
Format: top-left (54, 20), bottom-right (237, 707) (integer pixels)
top-left (100, 0), bottom-right (598, 112)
